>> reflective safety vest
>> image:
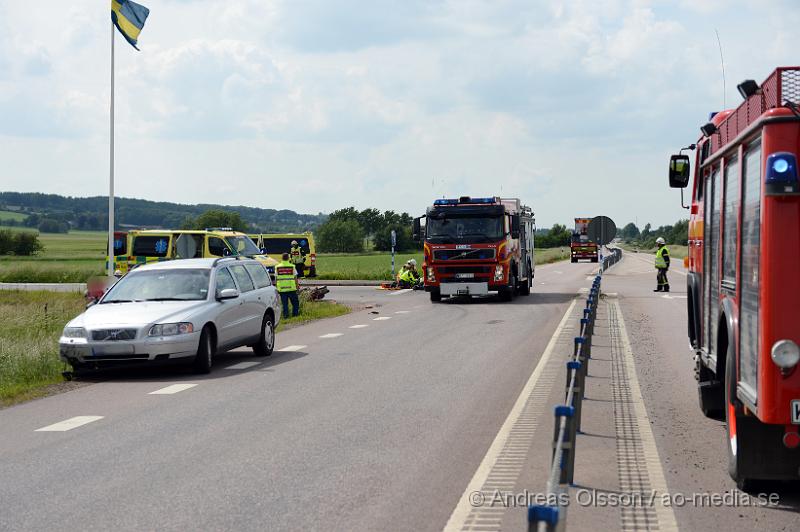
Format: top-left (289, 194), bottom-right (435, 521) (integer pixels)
top-left (275, 261), bottom-right (298, 292)
top-left (290, 245), bottom-right (304, 265)
top-left (398, 268), bottom-right (419, 283)
top-left (655, 246), bottom-right (670, 269)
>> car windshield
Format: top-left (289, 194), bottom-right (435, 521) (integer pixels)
top-left (426, 215), bottom-right (504, 243)
top-left (225, 236), bottom-right (261, 256)
top-left (102, 269), bottom-right (211, 302)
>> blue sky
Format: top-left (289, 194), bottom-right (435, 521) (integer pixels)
top-left (0, 0), bottom-right (798, 228)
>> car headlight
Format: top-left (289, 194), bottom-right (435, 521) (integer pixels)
top-left (494, 265), bottom-right (504, 281)
top-left (771, 340), bottom-right (800, 369)
top-left (427, 266), bottom-right (436, 282)
top-left (62, 327), bottom-right (87, 338)
top-left (149, 322), bottom-right (194, 337)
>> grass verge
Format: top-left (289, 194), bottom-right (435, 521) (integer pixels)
top-left (276, 299), bottom-right (351, 331)
top-left (0, 290), bottom-right (350, 406)
top-left (0, 290), bottom-right (85, 407)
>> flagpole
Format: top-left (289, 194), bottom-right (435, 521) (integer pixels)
top-left (108, 21), bottom-right (115, 277)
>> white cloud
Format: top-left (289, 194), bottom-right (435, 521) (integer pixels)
top-left (1, 0), bottom-right (799, 228)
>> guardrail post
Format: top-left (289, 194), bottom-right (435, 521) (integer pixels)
top-left (552, 405), bottom-right (576, 485)
top-left (528, 505), bottom-right (560, 532)
top-left (567, 360), bottom-right (584, 431)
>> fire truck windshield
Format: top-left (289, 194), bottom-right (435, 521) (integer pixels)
top-left (426, 214), bottom-right (504, 243)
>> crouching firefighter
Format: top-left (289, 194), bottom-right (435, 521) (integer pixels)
top-left (654, 237), bottom-right (670, 292)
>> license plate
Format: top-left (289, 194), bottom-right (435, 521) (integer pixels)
top-left (92, 344), bottom-right (135, 356)
top-left (457, 289), bottom-right (469, 295)
top-left (455, 273), bottom-right (474, 279)
top-left (792, 400), bottom-right (800, 424)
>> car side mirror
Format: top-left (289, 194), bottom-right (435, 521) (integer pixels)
top-left (217, 288), bottom-right (239, 300)
top-left (669, 154), bottom-right (690, 188)
top-left (260, 248), bottom-right (267, 255)
top-left (412, 217), bottom-right (422, 242)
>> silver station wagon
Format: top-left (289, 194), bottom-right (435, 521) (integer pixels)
top-left (60, 257), bottom-right (280, 373)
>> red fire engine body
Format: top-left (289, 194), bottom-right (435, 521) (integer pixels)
top-left (413, 196), bottom-right (535, 302)
top-left (669, 67), bottom-right (800, 488)
top-left (571, 217), bottom-right (598, 263)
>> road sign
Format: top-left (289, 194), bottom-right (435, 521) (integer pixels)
top-left (587, 216), bottom-right (616, 245)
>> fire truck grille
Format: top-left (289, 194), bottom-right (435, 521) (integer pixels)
top-left (438, 266), bottom-right (492, 275)
top-left (433, 249), bottom-right (496, 260)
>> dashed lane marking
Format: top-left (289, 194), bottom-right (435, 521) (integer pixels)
top-left (35, 416), bottom-right (104, 432)
top-left (319, 333), bottom-right (343, 339)
top-left (444, 297), bottom-right (579, 532)
top-left (395, 310), bottom-right (411, 314)
top-left (278, 345), bottom-right (307, 352)
top-left (372, 316), bottom-right (392, 321)
top-left (390, 289), bottom-right (412, 296)
top-left (349, 324), bottom-right (369, 329)
top-left (148, 384), bottom-right (198, 395)
top-left (661, 294), bottom-right (687, 299)
top-left (224, 361), bottom-right (261, 370)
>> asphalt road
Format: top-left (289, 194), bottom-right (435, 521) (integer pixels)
top-left (3, 253), bottom-right (797, 531)
top-left (0, 260), bottom-right (595, 532)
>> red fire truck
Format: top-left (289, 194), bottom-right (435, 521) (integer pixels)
top-left (669, 67), bottom-right (800, 488)
top-left (571, 217), bottom-right (598, 263)
top-left (413, 196), bottom-right (535, 302)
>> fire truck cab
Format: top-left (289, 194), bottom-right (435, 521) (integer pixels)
top-left (669, 67), bottom-right (800, 489)
top-left (414, 196), bottom-right (535, 302)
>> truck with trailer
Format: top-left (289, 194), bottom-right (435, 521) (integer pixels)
top-left (571, 217), bottom-right (599, 263)
top-left (413, 196), bottom-right (535, 302)
top-left (668, 66), bottom-right (800, 489)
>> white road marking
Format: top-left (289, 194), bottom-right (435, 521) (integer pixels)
top-left (349, 324), bottom-right (369, 329)
top-left (148, 383), bottom-right (198, 395)
top-left (444, 297), bottom-right (579, 531)
top-left (390, 289), bottom-right (412, 296)
top-left (35, 416), bottom-right (104, 432)
top-left (319, 333), bottom-right (343, 338)
top-left (661, 294), bottom-right (688, 299)
top-left (610, 299), bottom-right (679, 531)
top-left (278, 344), bottom-right (307, 352)
top-left (394, 310), bottom-right (411, 314)
top-left (372, 316), bottom-right (391, 321)
top-left (224, 361), bottom-right (261, 370)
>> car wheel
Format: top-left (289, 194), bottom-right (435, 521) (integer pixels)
top-left (430, 289), bottom-right (441, 302)
top-left (253, 313), bottom-right (275, 357)
top-left (193, 326), bottom-right (214, 374)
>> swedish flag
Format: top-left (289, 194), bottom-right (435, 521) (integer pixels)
top-left (111, 0), bottom-right (150, 50)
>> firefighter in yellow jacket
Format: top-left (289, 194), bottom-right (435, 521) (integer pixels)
top-left (654, 237), bottom-right (670, 292)
top-left (289, 240), bottom-right (306, 277)
top-left (276, 253), bottom-right (300, 318)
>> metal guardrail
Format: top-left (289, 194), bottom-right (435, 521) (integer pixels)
top-left (528, 247), bottom-right (622, 531)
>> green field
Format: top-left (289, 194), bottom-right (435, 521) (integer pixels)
top-left (619, 243), bottom-right (689, 260)
top-left (0, 210), bottom-right (27, 222)
top-left (0, 290), bottom-right (85, 405)
top-left (0, 230), bottom-right (569, 283)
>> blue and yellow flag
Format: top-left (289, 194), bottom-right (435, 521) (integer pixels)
top-left (111, 0), bottom-right (150, 50)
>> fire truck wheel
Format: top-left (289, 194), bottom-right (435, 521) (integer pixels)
top-left (430, 289), bottom-right (441, 303)
top-left (724, 349), bottom-right (769, 492)
top-left (518, 272), bottom-right (531, 296)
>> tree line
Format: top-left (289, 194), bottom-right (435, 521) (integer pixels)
top-left (316, 208), bottom-right (417, 253)
top-left (617, 220), bottom-right (689, 248)
top-left (0, 192), bottom-right (326, 233)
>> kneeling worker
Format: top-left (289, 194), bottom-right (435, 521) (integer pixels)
top-left (397, 259), bottom-right (420, 289)
top-left (276, 253), bottom-right (300, 318)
